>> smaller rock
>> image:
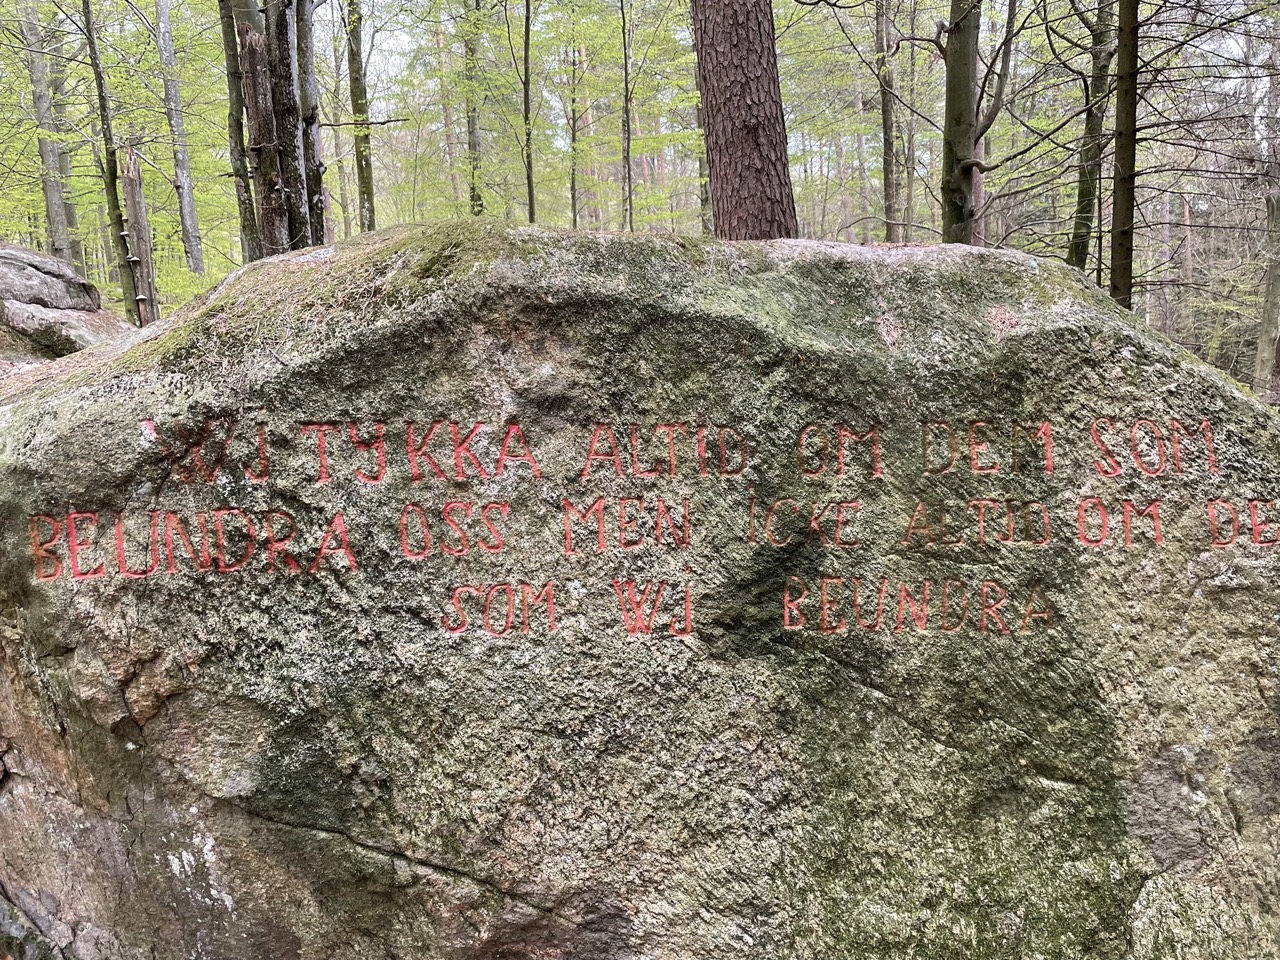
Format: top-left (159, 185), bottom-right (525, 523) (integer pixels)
top-left (0, 245), bottom-right (99, 311)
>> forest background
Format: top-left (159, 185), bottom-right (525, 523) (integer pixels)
top-left (3, 0), bottom-right (1280, 394)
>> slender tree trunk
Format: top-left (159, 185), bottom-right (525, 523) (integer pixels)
top-left (569, 45), bottom-right (581, 229)
top-left (296, 0), bottom-right (326, 244)
top-left (239, 23), bottom-right (291, 254)
top-left (1253, 35), bottom-right (1280, 399)
top-left (972, 137), bottom-right (986, 246)
top-left (46, 52), bottom-right (85, 272)
top-left (1182, 195), bottom-right (1193, 283)
top-left (346, 0), bottom-right (376, 231)
top-left (435, 25), bottom-right (464, 205)
top-left (122, 143), bottom-right (160, 326)
top-left (217, 0), bottom-right (262, 262)
top-left (874, 0), bottom-right (900, 241)
top-left (620, 0), bottom-right (634, 231)
top-left (689, 0), bottom-right (798, 240)
top-left (695, 96), bottom-right (712, 235)
top-left (465, 0), bottom-right (485, 215)
top-left (1255, 192), bottom-right (1280, 399)
top-left (852, 91), bottom-right (872, 244)
top-left (83, 0), bottom-right (140, 325)
top-left (941, 0), bottom-right (979, 243)
top-left (522, 1), bottom-right (536, 223)
top-left (153, 0), bottom-right (205, 273)
top-left (1109, 0), bottom-right (1139, 308)
top-left (1066, 0), bottom-right (1115, 270)
top-left (18, 9), bottom-right (72, 262)
top-left (265, 0), bottom-right (311, 247)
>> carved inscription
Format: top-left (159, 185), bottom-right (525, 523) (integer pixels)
top-left (25, 415), bottom-right (1239, 637)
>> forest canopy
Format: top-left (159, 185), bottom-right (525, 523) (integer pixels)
top-left (2, 0), bottom-right (1279, 391)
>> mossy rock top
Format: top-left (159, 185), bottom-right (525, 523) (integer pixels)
top-left (0, 223), bottom-right (1277, 959)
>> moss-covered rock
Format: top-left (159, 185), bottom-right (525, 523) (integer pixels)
top-left (0, 223), bottom-right (1277, 959)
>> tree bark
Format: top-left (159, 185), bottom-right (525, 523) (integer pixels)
top-left (1066, 0), bottom-right (1115, 270)
top-left (296, 0), bottom-right (326, 244)
top-left (522, 1), bottom-right (536, 223)
top-left (1109, 0), bottom-right (1139, 308)
top-left (689, 0), bottom-right (798, 240)
top-left (620, 0), bottom-right (633, 231)
top-left (122, 143), bottom-right (160, 326)
top-left (874, 0), bottom-right (901, 242)
top-left (1253, 35), bottom-right (1280, 399)
top-left (465, 0), bottom-right (485, 216)
top-left (941, 0), bottom-right (979, 244)
top-left (18, 8), bottom-right (72, 263)
top-left (239, 23), bottom-right (291, 254)
top-left (154, 0), bottom-right (205, 273)
top-left (82, 0), bottom-right (140, 326)
top-left (346, 0), bottom-right (376, 232)
top-left (265, 0), bottom-right (311, 247)
top-left (434, 24), bottom-right (464, 205)
top-left (217, 0), bottom-right (262, 262)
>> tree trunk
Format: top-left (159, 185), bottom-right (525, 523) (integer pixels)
top-left (83, 0), bottom-right (140, 325)
top-left (435, 24), bottom-right (464, 205)
top-left (265, 0), bottom-right (311, 247)
top-left (465, 0), bottom-right (484, 216)
top-left (1109, 0), bottom-right (1139, 308)
top-left (217, 0), bottom-right (262, 262)
top-left (18, 8), bottom-right (72, 263)
top-left (154, 0), bottom-right (205, 273)
top-left (296, 0), bottom-right (326, 244)
top-left (689, 0), bottom-right (798, 240)
top-left (972, 137), bottom-right (986, 246)
top-left (523, 1), bottom-right (536, 224)
top-left (620, 0), bottom-right (633, 231)
top-left (1254, 193), bottom-right (1280, 399)
top-left (874, 0), bottom-right (900, 242)
top-left (346, 0), bottom-right (376, 232)
top-left (695, 94), bottom-right (713, 235)
top-left (239, 23), bottom-right (291, 254)
top-left (122, 143), bottom-right (160, 326)
top-left (569, 45), bottom-right (580, 229)
top-left (1066, 0), bottom-right (1115, 270)
top-left (941, 0), bottom-right (979, 244)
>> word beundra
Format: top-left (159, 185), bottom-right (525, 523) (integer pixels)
top-left (782, 576), bottom-right (1053, 634)
top-left (29, 509), bottom-right (357, 582)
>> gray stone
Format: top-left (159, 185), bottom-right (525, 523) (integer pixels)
top-left (0, 246), bottom-right (130, 380)
top-left (0, 223), bottom-right (1277, 959)
top-left (0, 245), bottom-right (99, 312)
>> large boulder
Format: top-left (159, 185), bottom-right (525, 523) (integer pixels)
top-left (0, 224), bottom-right (1277, 959)
top-left (0, 244), bottom-right (130, 377)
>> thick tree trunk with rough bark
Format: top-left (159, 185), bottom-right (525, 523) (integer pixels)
top-left (217, 0), bottom-right (262, 262)
top-left (83, 0), bottom-right (140, 326)
top-left (154, 0), bottom-right (204, 274)
top-left (296, 0), bottom-right (326, 244)
top-left (941, 0), bottom-right (979, 244)
top-left (18, 9), bottom-right (72, 263)
top-left (239, 23), bottom-right (291, 254)
top-left (122, 143), bottom-right (160, 326)
top-left (1109, 0), bottom-right (1139, 308)
top-left (265, 0), bottom-right (311, 248)
top-left (346, 0), bottom-right (376, 232)
top-left (1066, 0), bottom-right (1115, 271)
top-left (689, 0), bottom-right (798, 240)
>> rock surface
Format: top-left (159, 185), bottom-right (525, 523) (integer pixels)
top-left (0, 244), bottom-right (130, 377)
top-left (0, 224), bottom-right (1278, 959)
